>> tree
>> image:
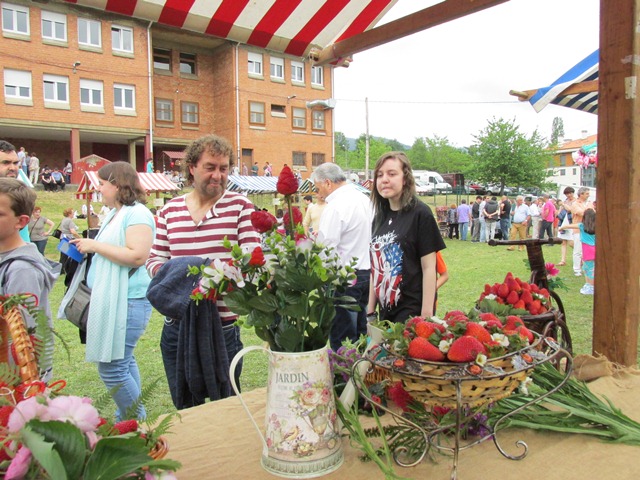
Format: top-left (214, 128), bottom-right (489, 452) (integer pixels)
top-left (551, 117), bottom-right (565, 145)
top-left (334, 131), bottom-right (350, 169)
top-left (423, 135), bottom-right (472, 173)
top-left (470, 117), bottom-right (551, 193)
top-left (407, 137), bottom-right (428, 169)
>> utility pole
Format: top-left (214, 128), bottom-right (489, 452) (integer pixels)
top-left (365, 97), bottom-right (370, 180)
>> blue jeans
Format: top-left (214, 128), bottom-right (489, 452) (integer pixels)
top-left (329, 269), bottom-right (370, 351)
top-left (459, 222), bottom-right (469, 241)
top-left (160, 319), bottom-right (243, 409)
top-left (97, 299), bottom-right (151, 421)
top-left (32, 239), bottom-right (48, 255)
top-left (479, 218), bottom-right (487, 242)
top-left (500, 218), bottom-right (511, 240)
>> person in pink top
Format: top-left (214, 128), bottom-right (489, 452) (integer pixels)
top-left (539, 193), bottom-right (556, 241)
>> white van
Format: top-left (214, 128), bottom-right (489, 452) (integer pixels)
top-left (413, 170), bottom-right (452, 194)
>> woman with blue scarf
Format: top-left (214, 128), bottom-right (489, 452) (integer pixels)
top-left (72, 162), bottom-right (155, 420)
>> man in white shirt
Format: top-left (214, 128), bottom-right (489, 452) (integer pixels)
top-left (312, 163), bottom-right (371, 351)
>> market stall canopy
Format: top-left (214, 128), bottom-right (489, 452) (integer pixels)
top-left (510, 50), bottom-right (599, 114)
top-left (62, 0), bottom-right (398, 57)
top-left (75, 171), bottom-right (179, 200)
top-left (227, 175), bottom-right (314, 195)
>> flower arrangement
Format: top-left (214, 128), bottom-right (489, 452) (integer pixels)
top-left (572, 142), bottom-right (597, 169)
top-left (190, 165), bottom-right (357, 352)
top-left (477, 272), bottom-right (552, 316)
top-left (0, 294), bottom-right (180, 479)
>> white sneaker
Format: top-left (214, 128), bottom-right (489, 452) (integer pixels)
top-left (574, 272), bottom-right (582, 277)
top-left (580, 284), bottom-right (594, 295)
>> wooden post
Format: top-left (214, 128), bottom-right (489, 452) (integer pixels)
top-left (592, 0), bottom-right (640, 365)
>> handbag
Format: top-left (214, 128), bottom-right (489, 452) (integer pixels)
top-left (63, 258), bottom-right (138, 330)
top-left (52, 228), bottom-right (62, 239)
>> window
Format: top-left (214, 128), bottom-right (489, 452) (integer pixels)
top-left (179, 52), bottom-right (197, 75)
top-left (292, 107), bottom-right (306, 129)
top-left (80, 79), bottom-right (103, 107)
top-left (111, 25), bottom-right (133, 53)
top-left (312, 110), bottom-right (325, 130)
top-left (181, 101), bottom-right (198, 125)
top-left (78, 18), bottom-right (101, 48)
top-left (2, 3), bottom-right (29, 35)
top-left (113, 83), bottom-right (135, 110)
top-left (153, 48), bottom-right (171, 72)
top-left (312, 153), bottom-right (325, 166)
top-left (573, 168), bottom-right (577, 175)
top-left (249, 101), bottom-right (265, 125)
top-left (3, 69), bottom-right (31, 99)
top-left (248, 52), bottom-right (262, 76)
top-left (271, 104), bottom-right (286, 117)
top-left (311, 66), bottom-right (323, 86)
top-left (291, 61), bottom-right (304, 83)
top-left (43, 74), bottom-right (68, 103)
top-left (41, 11), bottom-right (66, 42)
top-left (270, 56), bottom-right (284, 79)
top-left (156, 98), bottom-right (173, 122)
top-left (560, 154), bottom-right (566, 166)
top-left (292, 151), bottom-right (306, 167)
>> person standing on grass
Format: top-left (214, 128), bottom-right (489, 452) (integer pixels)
top-left (146, 134), bottom-right (260, 409)
top-left (507, 195), bottom-right (530, 251)
top-left (560, 208), bottom-right (596, 295)
top-left (456, 199), bottom-right (471, 241)
top-left (470, 195), bottom-right (482, 242)
top-left (72, 162), bottom-right (155, 420)
top-left (446, 203), bottom-right (459, 239)
top-left (499, 195), bottom-right (512, 240)
top-left (367, 152), bottom-right (445, 324)
top-left (563, 186), bottom-right (593, 277)
top-left (312, 162), bottom-right (371, 351)
top-left (28, 152), bottom-right (40, 185)
top-left (539, 194), bottom-right (556, 241)
top-left (0, 179), bottom-right (60, 381)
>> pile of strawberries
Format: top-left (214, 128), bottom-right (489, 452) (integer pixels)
top-left (478, 272), bottom-right (551, 316)
top-left (403, 311), bottom-right (533, 365)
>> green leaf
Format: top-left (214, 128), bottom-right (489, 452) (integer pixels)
top-left (275, 322), bottom-right (303, 352)
top-left (250, 291), bottom-right (279, 312)
top-left (83, 436), bottom-right (156, 480)
top-left (26, 420), bottom-right (87, 480)
top-left (246, 309), bottom-right (277, 328)
top-left (21, 425), bottom-right (69, 480)
top-left (223, 290), bottom-right (253, 315)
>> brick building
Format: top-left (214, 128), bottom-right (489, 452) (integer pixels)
top-left (1, 0), bottom-right (338, 180)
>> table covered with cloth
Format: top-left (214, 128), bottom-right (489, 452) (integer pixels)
top-left (165, 355), bottom-right (640, 479)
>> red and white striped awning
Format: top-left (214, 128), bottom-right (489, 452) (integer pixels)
top-left (63, 0), bottom-right (397, 57)
top-left (76, 171), bottom-right (179, 199)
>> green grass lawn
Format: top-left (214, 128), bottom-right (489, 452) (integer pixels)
top-left (30, 189), bottom-right (603, 419)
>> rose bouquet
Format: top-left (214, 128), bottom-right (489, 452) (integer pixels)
top-left (190, 165), bottom-right (357, 352)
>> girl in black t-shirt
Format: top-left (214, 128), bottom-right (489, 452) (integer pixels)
top-left (367, 152), bottom-right (446, 323)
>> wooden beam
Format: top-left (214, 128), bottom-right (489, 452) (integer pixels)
top-left (509, 80), bottom-right (599, 103)
top-left (311, 0), bottom-right (510, 66)
top-left (593, 0), bottom-right (640, 365)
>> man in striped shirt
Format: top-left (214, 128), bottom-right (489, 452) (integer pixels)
top-left (146, 134), bottom-right (260, 408)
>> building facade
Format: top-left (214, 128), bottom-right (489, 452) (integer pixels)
top-left (1, 1), bottom-right (334, 181)
top-left (547, 133), bottom-right (597, 189)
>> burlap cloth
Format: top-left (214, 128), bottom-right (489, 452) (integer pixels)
top-left (166, 354), bottom-right (640, 479)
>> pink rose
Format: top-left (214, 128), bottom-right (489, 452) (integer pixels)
top-left (47, 396), bottom-right (101, 433)
top-left (5, 446), bottom-right (31, 480)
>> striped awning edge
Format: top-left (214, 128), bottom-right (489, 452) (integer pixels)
top-left (75, 171), bottom-right (179, 199)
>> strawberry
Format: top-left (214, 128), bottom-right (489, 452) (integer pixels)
top-left (505, 315), bottom-right (525, 330)
top-left (513, 299), bottom-right (526, 310)
top-left (483, 284), bottom-right (491, 295)
top-left (497, 283), bottom-right (509, 299)
top-left (529, 300), bottom-right (542, 315)
top-left (415, 322), bottom-right (437, 339)
top-left (112, 419), bottom-right (138, 435)
top-left (520, 282), bottom-right (531, 291)
top-left (447, 336), bottom-right (487, 362)
top-left (520, 290), bottom-right (534, 306)
top-left (407, 337), bottom-right (445, 361)
top-left (478, 312), bottom-right (499, 323)
top-left (406, 316), bottom-right (424, 329)
top-left (539, 288), bottom-right (549, 298)
top-left (507, 278), bottom-right (521, 293)
top-left (484, 319), bottom-right (503, 330)
top-left (517, 325), bottom-right (534, 343)
top-left (504, 272), bottom-right (515, 282)
top-left (506, 290), bottom-right (520, 305)
top-left (490, 284), bottom-right (499, 295)
top-left (444, 310), bottom-right (467, 321)
top-left (464, 322), bottom-right (492, 344)
top-left (0, 405), bottom-right (14, 427)
top-left (530, 284), bottom-right (540, 294)
top-left (539, 306), bottom-right (548, 314)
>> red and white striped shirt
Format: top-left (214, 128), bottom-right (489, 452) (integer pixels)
top-left (146, 190), bottom-right (260, 323)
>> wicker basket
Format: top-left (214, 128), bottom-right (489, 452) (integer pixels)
top-left (0, 305), bottom-right (39, 384)
top-left (365, 334), bottom-right (544, 409)
top-left (149, 436), bottom-right (170, 460)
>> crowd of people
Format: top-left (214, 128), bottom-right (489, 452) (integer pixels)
top-left (0, 135), bottom-right (596, 423)
top-left (15, 145), bottom-right (71, 190)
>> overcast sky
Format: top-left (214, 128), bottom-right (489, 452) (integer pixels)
top-left (333, 0), bottom-right (599, 148)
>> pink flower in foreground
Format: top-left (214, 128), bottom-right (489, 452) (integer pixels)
top-left (8, 396), bottom-right (48, 433)
top-left (47, 396), bottom-right (101, 433)
top-left (546, 263), bottom-right (559, 277)
top-left (5, 446), bottom-right (31, 480)
top-left (146, 471), bottom-right (178, 480)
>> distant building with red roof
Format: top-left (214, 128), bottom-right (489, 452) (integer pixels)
top-left (547, 132), bottom-right (597, 188)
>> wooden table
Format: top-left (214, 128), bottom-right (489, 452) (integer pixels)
top-left (165, 361), bottom-right (640, 479)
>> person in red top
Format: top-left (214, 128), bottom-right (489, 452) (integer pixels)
top-left (539, 194), bottom-right (556, 241)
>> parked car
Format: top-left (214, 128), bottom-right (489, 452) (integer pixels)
top-left (415, 180), bottom-right (435, 196)
top-left (468, 182), bottom-right (486, 195)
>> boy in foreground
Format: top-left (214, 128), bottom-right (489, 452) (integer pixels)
top-left (0, 178), bottom-right (60, 379)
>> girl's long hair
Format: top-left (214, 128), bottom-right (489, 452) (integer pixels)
top-left (582, 208), bottom-right (596, 234)
top-left (98, 162), bottom-right (146, 206)
top-left (371, 151), bottom-right (417, 232)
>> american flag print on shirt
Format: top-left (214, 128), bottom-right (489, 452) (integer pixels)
top-left (371, 231), bottom-right (403, 309)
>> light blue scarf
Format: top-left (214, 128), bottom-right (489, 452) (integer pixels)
top-left (85, 206), bottom-right (131, 363)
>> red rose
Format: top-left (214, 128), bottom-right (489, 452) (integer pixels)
top-left (276, 165), bottom-right (299, 195)
top-left (283, 206), bottom-right (303, 227)
top-left (251, 210), bottom-right (277, 233)
top-left (249, 246), bottom-right (266, 267)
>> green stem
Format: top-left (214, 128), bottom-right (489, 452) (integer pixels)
top-left (285, 194), bottom-right (295, 234)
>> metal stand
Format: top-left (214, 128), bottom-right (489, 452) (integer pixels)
top-left (350, 338), bottom-right (573, 480)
